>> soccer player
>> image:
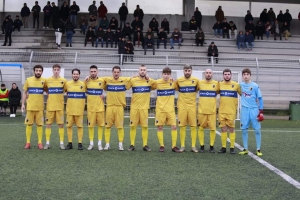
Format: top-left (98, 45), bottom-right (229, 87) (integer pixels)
top-left (239, 68), bottom-right (264, 156)
top-left (22, 65), bottom-right (46, 149)
top-left (64, 68), bottom-right (86, 150)
top-left (218, 69), bottom-right (241, 154)
top-left (154, 67), bottom-right (180, 153)
top-left (44, 64), bottom-right (66, 150)
top-left (102, 66), bottom-right (131, 151)
top-left (175, 64), bottom-right (199, 153)
top-left (86, 65), bottom-right (106, 151)
top-left (127, 65), bottom-right (155, 151)
top-left (197, 69), bottom-right (219, 153)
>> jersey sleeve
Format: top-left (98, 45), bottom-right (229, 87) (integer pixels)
top-left (174, 80), bottom-right (179, 91)
top-left (126, 78), bottom-right (132, 90)
top-left (216, 81), bottom-right (220, 94)
top-left (64, 82), bottom-right (68, 92)
top-left (256, 85), bottom-right (262, 98)
top-left (151, 80), bottom-right (157, 90)
top-left (23, 80), bottom-right (28, 91)
top-left (237, 83), bottom-right (242, 95)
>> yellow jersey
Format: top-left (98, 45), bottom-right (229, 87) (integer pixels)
top-left (219, 81), bottom-right (241, 114)
top-left (153, 79), bottom-right (176, 112)
top-left (127, 77), bottom-right (155, 110)
top-left (23, 76), bottom-right (46, 111)
top-left (102, 77), bottom-right (131, 107)
top-left (175, 76), bottom-right (199, 109)
top-left (45, 76), bottom-right (66, 111)
top-left (198, 80), bottom-right (219, 114)
top-left (64, 80), bottom-right (86, 115)
top-left (86, 77), bottom-right (105, 112)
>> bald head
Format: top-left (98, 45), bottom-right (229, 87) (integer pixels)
top-left (205, 69), bottom-right (213, 80)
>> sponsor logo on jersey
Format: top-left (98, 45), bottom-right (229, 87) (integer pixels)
top-left (48, 87), bottom-right (64, 94)
top-left (132, 86), bottom-right (151, 93)
top-left (67, 92), bottom-right (86, 98)
top-left (28, 87), bottom-right (44, 94)
top-left (199, 90), bottom-right (217, 97)
top-left (41, 82), bottom-right (44, 85)
top-left (232, 84), bottom-right (234, 88)
top-left (87, 88), bottom-right (103, 95)
top-left (157, 89), bottom-right (175, 96)
top-left (179, 86), bottom-right (196, 93)
top-left (220, 90), bottom-right (238, 98)
top-left (61, 82), bottom-right (64, 84)
top-left (242, 92), bottom-right (252, 98)
top-left (107, 85), bottom-right (126, 92)
top-left (212, 85), bottom-right (215, 88)
top-left (99, 82), bottom-right (102, 86)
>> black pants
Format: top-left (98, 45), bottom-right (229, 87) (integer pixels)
top-left (13, 26), bottom-right (21, 32)
top-left (274, 32), bottom-right (282, 40)
top-left (124, 33), bottom-right (132, 40)
top-left (10, 103), bottom-right (18, 114)
top-left (33, 15), bottom-right (39, 28)
top-left (196, 38), bottom-right (204, 46)
top-left (144, 45), bottom-right (155, 55)
top-left (85, 38), bottom-right (94, 46)
top-left (52, 16), bottom-right (59, 28)
top-left (44, 15), bottom-right (50, 27)
top-left (207, 53), bottom-right (219, 63)
top-left (4, 31), bottom-right (12, 45)
top-left (157, 39), bottom-right (167, 48)
top-left (124, 52), bottom-right (134, 62)
top-left (196, 21), bottom-right (201, 30)
top-left (223, 30), bottom-right (229, 38)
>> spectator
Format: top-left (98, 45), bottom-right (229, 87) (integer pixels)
top-left (80, 15), bottom-right (88, 35)
top-left (170, 28), bottom-right (182, 49)
top-left (98, 1), bottom-right (108, 19)
top-left (212, 21), bottom-right (222, 37)
top-left (161, 18), bottom-right (170, 34)
top-left (260, 9), bottom-right (268, 25)
top-left (195, 29), bottom-right (205, 46)
top-left (118, 37), bottom-right (126, 54)
top-left (221, 18), bottom-right (230, 39)
top-left (194, 7), bottom-right (202, 30)
top-left (21, 3), bottom-right (30, 28)
top-left (157, 28), bottom-right (167, 49)
top-left (236, 31), bottom-right (245, 51)
top-left (144, 28), bottom-right (154, 38)
top-left (273, 20), bottom-right (282, 40)
top-left (43, 1), bottom-right (51, 29)
top-left (268, 8), bottom-right (276, 26)
top-left (133, 27), bottom-right (144, 47)
top-left (114, 28), bottom-right (124, 48)
top-left (265, 21), bottom-right (272, 39)
top-left (255, 21), bottom-right (264, 40)
top-left (95, 27), bottom-right (105, 47)
top-left (31, 1), bottom-right (41, 28)
top-left (229, 21), bottom-right (237, 39)
top-left (122, 22), bottom-right (132, 40)
top-left (134, 5), bottom-right (144, 21)
top-left (118, 2), bottom-right (128, 29)
top-left (245, 31), bottom-right (254, 51)
top-left (60, 1), bottom-right (70, 22)
top-left (124, 39), bottom-right (134, 62)
top-left (0, 83), bottom-right (9, 116)
top-left (282, 22), bottom-right (290, 40)
top-left (89, 15), bottom-right (97, 30)
top-left (207, 42), bottom-right (218, 63)
top-left (109, 17), bottom-right (118, 30)
top-left (131, 16), bottom-right (143, 31)
top-left (244, 10), bottom-right (253, 25)
top-left (283, 9), bottom-right (292, 32)
top-left (144, 34), bottom-right (155, 55)
top-left (13, 16), bottom-right (23, 33)
top-left (2, 17), bottom-right (13, 46)
top-left (105, 28), bottom-right (114, 48)
top-left (65, 19), bottom-right (75, 47)
top-left (54, 18), bottom-right (65, 49)
top-left (149, 18), bottom-right (159, 34)
top-left (70, 1), bottom-right (80, 28)
top-left (99, 16), bottom-right (109, 29)
top-left (277, 10), bottom-right (284, 30)
top-left (51, 2), bottom-right (60, 28)
top-left (85, 26), bottom-right (96, 47)
top-left (88, 1), bottom-right (97, 17)
top-left (245, 20), bottom-right (255, 38)
top-left (8, 83), bottom-right (21, 118)
top-left (215, 6), bottom-right (224, 22)
top-left (189, 16), bottom-right (197, 31)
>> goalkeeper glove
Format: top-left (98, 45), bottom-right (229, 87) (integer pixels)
top-left (257, 110), bottom-right (264, 122)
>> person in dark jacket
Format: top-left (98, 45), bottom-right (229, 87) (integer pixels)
top-left (256, 21), bottom-right (264, 40)
top-left (133, 27), bottom-right (144, 47)
top-left (65, 19), bottom-right (75, 47)
top-left (21, 3), bottom-right (30, 28)
top-left (98, 1), bottom-right (108, 19)
top-left (51, 2), bottom-right (60, 28)
top-left (105, 28), bottom-right (114, 48)
top-left (260, 9), bottom-right (268, 25)
top-left (277, 10), bottom-right (284, 30)
top-left (95, 27), bottom-right (105, 47)
top-left (124, 39), bottom-right (134, 62)
top-left (213, 21), bottom-right (222, 37)
top-left (114, 28), bottom-right (124, 48)
top-left (170, 28), bottom-right (182, 49)
top-left (99, 16), bottom-right (109, 29)
top-left (109, 17), bottom-right (118, 30)
top-left (268, 8), bottom-right (276, 26)
top-left (60, 1), bottom-right (70, 22)
top-left (245, 20), bottom-right (255, 38)
top-left (43, 1), bottom-right (51, 28)
top-left (282, 22), bottom-right (291, 40)
top-left (236, 31), bottom-right (245, 50)
top-left (207, 42), bottom-right (218, 63)
top-left (89, 15), bottom-right (97, 30)
top-left (215, 6), bottom-right (224, 22)
top-left (189, 16), bottom-right (197, 31)
top-left (133, 5), bottom-right (144, 21)
top-left (122, 22), bottom-right (132, 40)
top-left (144, 28), bottom-right (154, 39)
top-left (88, 1), bottom-right (97, 17)
top-left (118, 37), bottom-right (126, 54)
top-left (2, 17), bottom-right (13, 46)
top-left (9, 83), bottom-right (21, 117)
top-left (144, 34), bottom-right (155, 55)
top-left (194, 7), bottom-right (202, 30)
top-left (161, 18), bottom-right (170, 34)
top-left (273, 20), bottom-right (282, 40)
top-left (85, 26), bottom-right (96, 47)
top-left (131, 17), bottom-right (143, 31)
top-left (244, 31), bottom-right (254, 51)
top-left (149, 18), bottom-right (159, 34)
top-left (283, 9), bottom-right (292, 32)
top-left (195, 29), bottom-right (205, 46)
top-left (157, 28), bottom-right (167, 49)
top-left (54, 18), bottom-right (65, 49)
top-left (221, 18), bottom-right (230, 38)
top-left (13, 16), bottom-right (23, 32)
top-left (118, 2), bottom-right (128, 29)
top-left (70, 1), bottom-right (80, 28)
top-left (229, 21), bottom-right (237, 39)
top-left (244, 10), bottom-right (253, 25)
top-left (80, 15), bottom-right (88, 35)
top-left (31, 1), bottom-right (41, 28)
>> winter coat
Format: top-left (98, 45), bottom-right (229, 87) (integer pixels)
top-left (236, 34), bottom-right (245, 43)
top-left (118, 40), bottom-right (126, 54)
top-left (99, 18), bottom-right (109, 29)
top-left (244, 13), bottom-right (253, 23)
top-left (96, 29), bottom-right (105, 38)
top-left (215, 8), bottom-right (224, 22)
top-left (282, 24), bottom-right (289, 32)
top-left (273, 23), bottom-right (281, 34)
top-left (149, 19), bottom-right (159, 31)
top-left (134, 9), bottom-right (144, 20)
top-left (144, 37), bottom-right (154, 47)
top-left (54, 20), bottom-right (65, 33)
top-left (194, 10), bottom-right (202, 22)
top-left (144, 31), bottom-right (154, 38)
top-left (89, 18), bottom-right (97, 27)
top-left (161, 20), bottom-right (170, 30)
top-left (122, 26), bottom-right (132, 34)
top-left (208, 45), bottom-right (218, 54)
top-left (88, 4), bottom-right (97, 16)
top-left (245, 23), bottom-right (255, 31)
top-left (51, 6), bottom-right (60, 18)
top-left (171, 31), bottom-right (182, 40)
top-left (260, 12), bottom-right (268, 23)
top-left (131, 20), bottom-right (143, 30)
top-left (70, 4), bottom-right (80, 15)
top-left (283, 13), bottom-right (292, 23)
top-left (244, 34), bottom-right (254, 43)
top-left (98, 5), bottom-right (108, 18)
top-left (277, 13), bottom-right (284, 22)
top-left (109, 19), bottom-right (119, 30)
top-left (31, 5), bottom-right (41, 16)
top-left (8, 87), bottom-right (21, 104)
top-left (115, 31), bottom-right (125, 40)
top-left (13, 19), bottom-right (23, 28)
top-left (43, 5), bottom-right (51, 16)
top-left (118, 6), bottom-right (128, 21)
top-left (86, 30), bottom-right (96, 39)
top-left (125, 43), bottom-right (134, 54)
top-left (189, 19), bottom-right (197, 30)
top-left (158, 31), bottom-right (167, 39)
top-left (80, 18), bottom-right (88, 26)
top-left (268, 11), bottom-right (276, 22)
top-left (60, 5), bottom-right (70, 20)
top-left (196, 31), bottom-right (205, 39)
top-left (221, 22), bottom-right (230, 30)
top-left (212, 23), bottom-right (222, 30)
top-left (4, 19), bottom-right (13, 32)
top-left (65, 21), bottom-right (74, 32)
top-left (229, 24), bottom-right (237, 30)
top-left (105, 31), bottom-right (114, 40)
top-left (134, 30), bottom-right (144, 40)
top-left (21, 6), bottom-right (30, 17)
top-left (256, 24), bottom-right (264, 34)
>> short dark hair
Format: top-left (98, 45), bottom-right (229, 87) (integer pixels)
top-left (162, 67), bottom-right (171, 74)
top-left (183, 64), bottom-right (192, 70)
top-left (112, 66), bottom-right (121, 72)
top-left (1, 83), bottom-right (5, 87)
top-left (52, 64), bottom-right (61, 69)
top-left (223, 68), bottom-right (231, 74)
top-left (90, 65), bottom-right (98, 70)
top-left (242, 68), bottom-right (251, 75)
top-left (12, 83), bottom-right (16, 85)
top-left (72, 68), bottom-right (81, 74)
top-left (33, 65), bottom-right (43, 72)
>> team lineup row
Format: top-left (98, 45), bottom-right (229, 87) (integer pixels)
top-left (22, 64), bottom-right (264, 155)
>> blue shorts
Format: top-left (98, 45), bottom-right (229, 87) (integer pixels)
top-left (240, 107), bottom-right (261, 130)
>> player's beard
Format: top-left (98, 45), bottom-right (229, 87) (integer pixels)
top-left (35, 73), bottom-right (41, 78)
top-left (224, 78), bottom-right (231, 82)
top-left (73, 77), bottom-right (79, 81)
top-left (205, 76), bottom-right (211, 81)
top-left (91, 74), bottom-right (97, 79)
top-left (139, 73), bottom-right (146, 78)
top-left (184, 74), bottom-right (191, 78)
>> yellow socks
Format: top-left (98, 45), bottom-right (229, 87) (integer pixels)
top-left (98, 126), bottom-right (103, 141)
top-left (191, 126), bottom-right (197, 148)
top-left (198, 127), bottom-right (204, 146)
top-left (221, 132), bottom-right (227, 148)
top-left (26, 125), bottom-right (32, 143)
top-left (67, 127), bottom-right (72, 143)
top-left (210, 130), bottom-right (216, 146)
top-left (37, 126), bottom-right (43, 144)
top-left (78, 127), bottom-right (83, 143)
top-left (88, 127), bottom-right (94, 142)
top-left (230, 132), bottom-right (236, 148)
top-left (171, 129), bottom-right (177, 148)
top-left (130, 126), bottom-right (137, 145)
top-left (118, 128), bottom-right (124, 143)
top-left (157, 130), bottom-right (164, 147)
top-left (45, 128), bottom-right (51, 143)
top-left (58, 127), bottom-right (64, 144)
top-left (142, 127), bottom-right (148, 147)
top-left (105, 127), bottom-right (111, 144)
top-left (180, 126), bottom-right (186, 147)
